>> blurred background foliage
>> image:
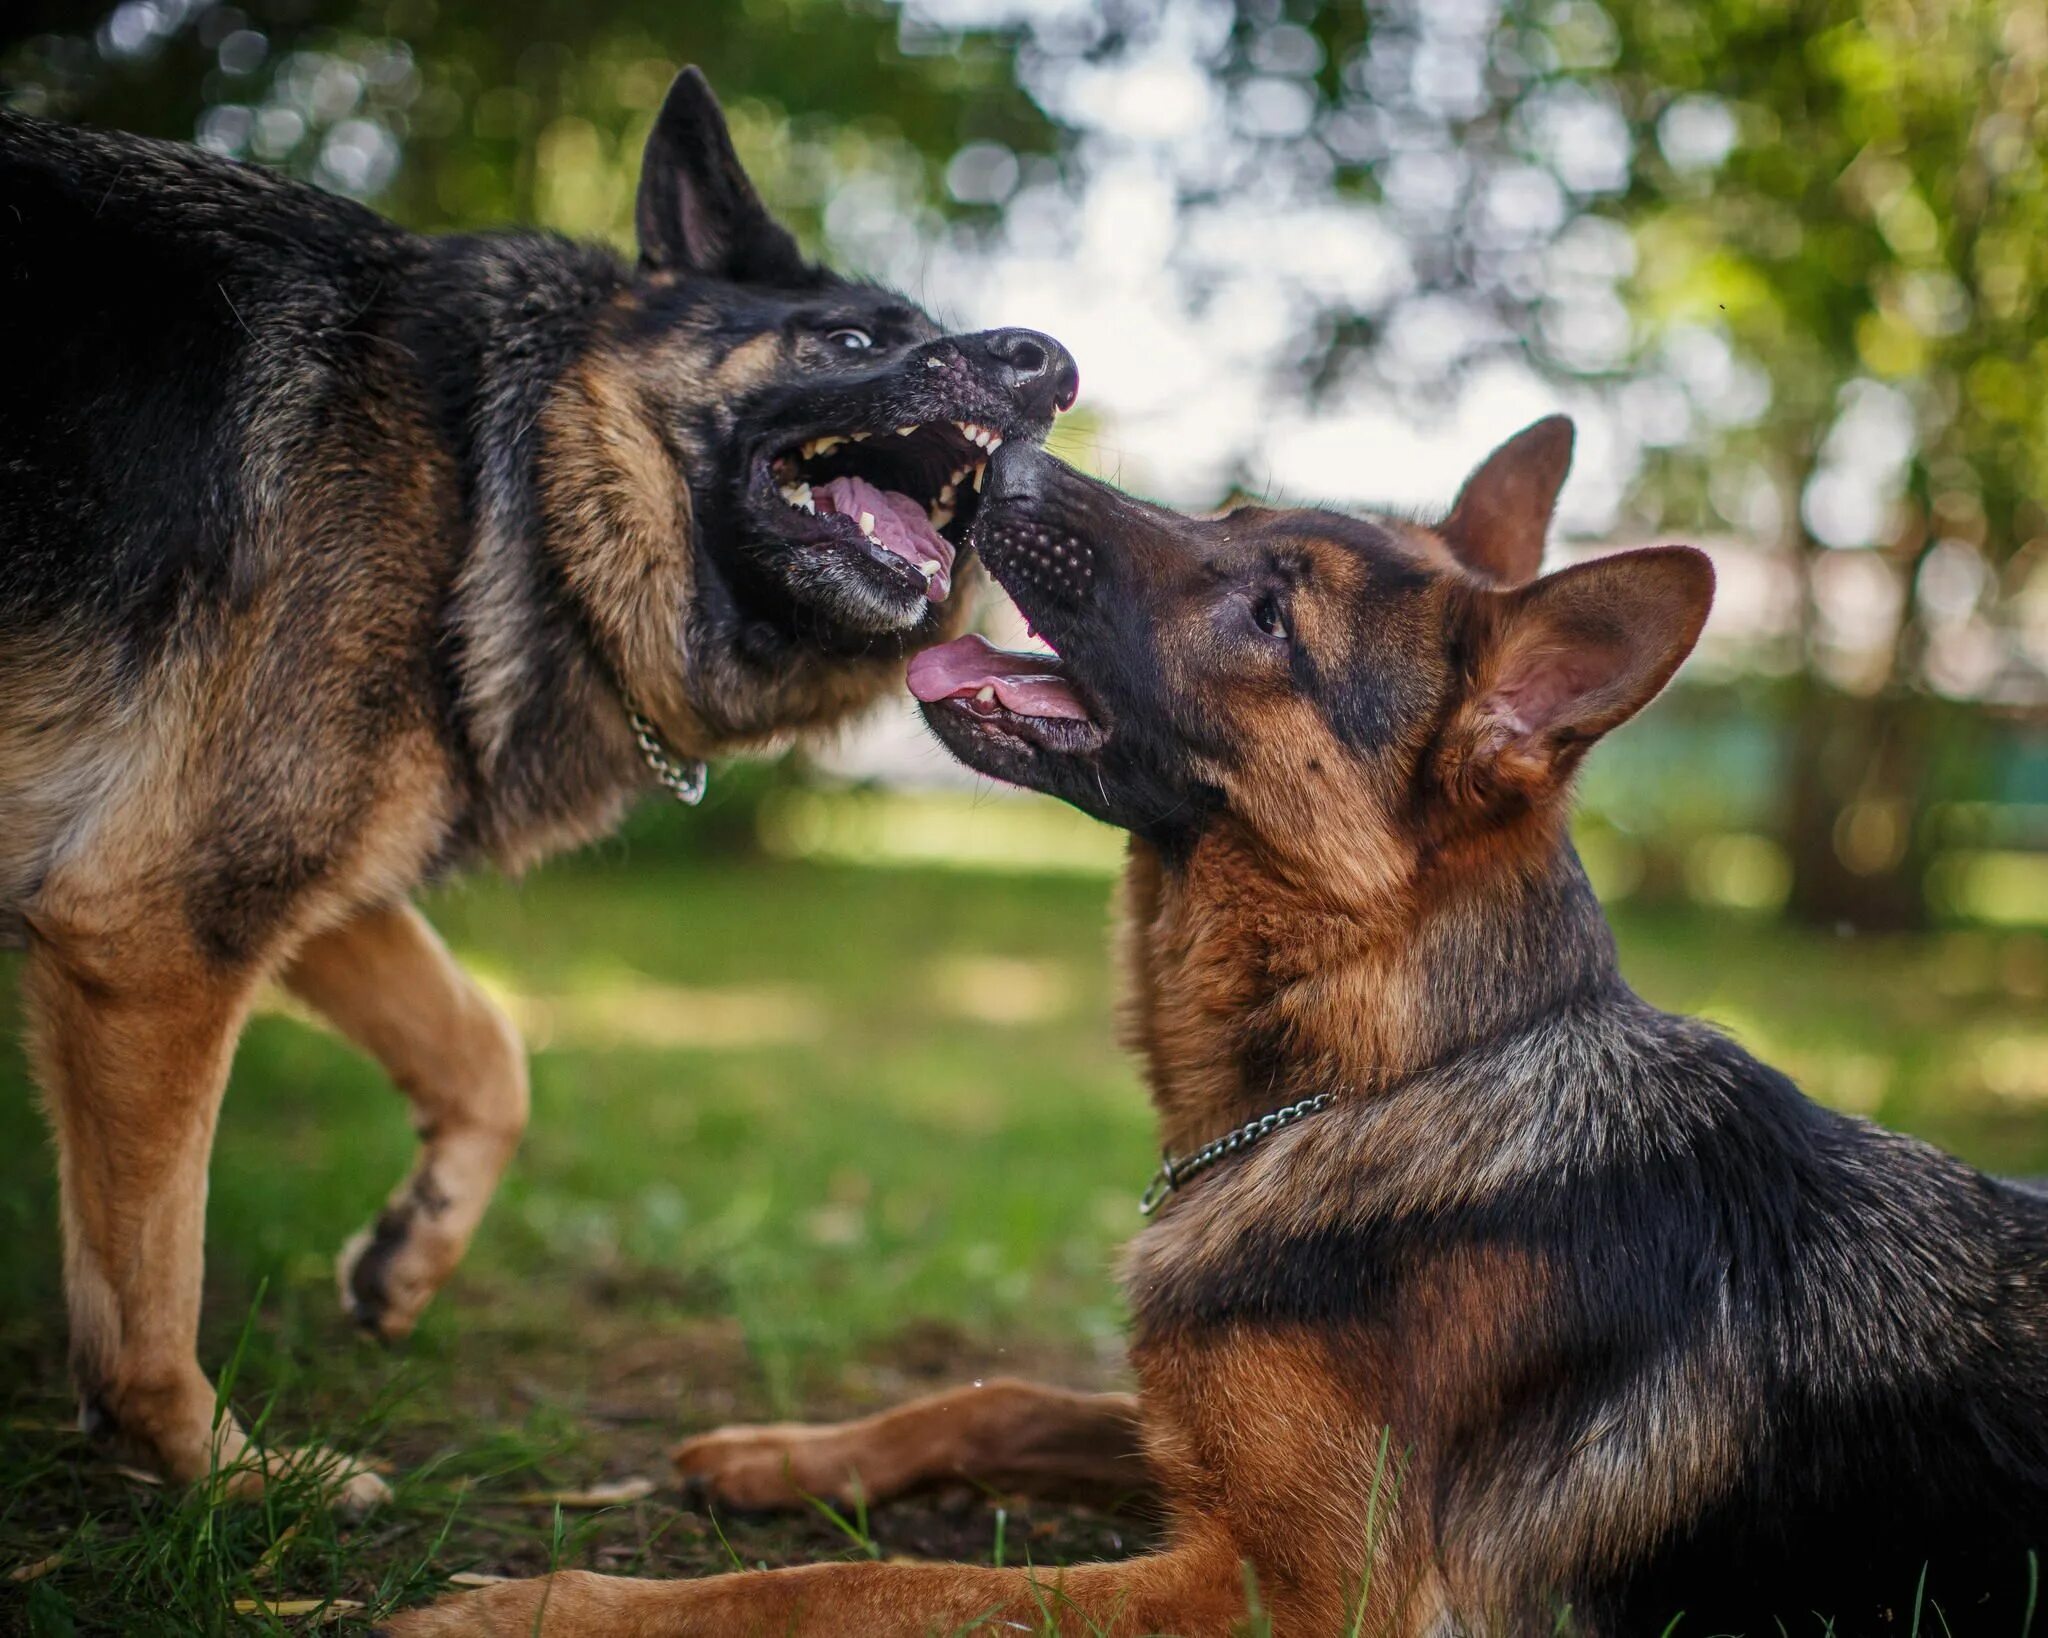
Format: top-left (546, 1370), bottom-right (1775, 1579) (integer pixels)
top-left (5, 0), bottom-right (2048, 934)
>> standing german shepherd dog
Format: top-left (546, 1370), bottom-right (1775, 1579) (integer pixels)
top-left (393, 425), bottom-right (2048, 1635)
top-left (0, 70), bottom-right (1075, 1509)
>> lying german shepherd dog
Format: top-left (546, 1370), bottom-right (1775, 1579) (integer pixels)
top-left (0, 69), bottom-right (1074, 1509)
top-left (392, 425), bottom-right (2048, 1635)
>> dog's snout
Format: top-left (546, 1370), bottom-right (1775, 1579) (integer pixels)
top-left (980, 328), bottom-right (1080, 416)
top-left (977, 448), bottom-right (1096, 608)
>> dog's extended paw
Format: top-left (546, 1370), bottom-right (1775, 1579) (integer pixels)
top-left (376, 1584), bottom-right (540, 1637)
top-left (672, 1423), bottom-right (864, 1511)
top-left (377, 1573), bottom-right (603, 1637)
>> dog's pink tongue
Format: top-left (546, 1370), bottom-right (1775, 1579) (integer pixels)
top-left (812, 475), bottom-right (954, 602)
top-left (906, 634), bottom-right (1092, 721)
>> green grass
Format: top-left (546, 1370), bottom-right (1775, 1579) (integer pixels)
top-left (2, 808), bottom-right (2045, 1633)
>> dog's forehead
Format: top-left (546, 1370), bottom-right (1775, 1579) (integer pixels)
top-left (632, 271), bottom-right (941, 342)
top-left (791, 281), bottom-right (944, 339)
top-left (628, 277), bottom-right (952, 400)
top-left (1231, 507), bottom-right (1442, 596)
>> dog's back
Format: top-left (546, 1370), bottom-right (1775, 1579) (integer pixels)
top-left (0, 115), bottom-right (467, 935)
top-left (1604, 1040), bottom-right (2048, 1628)
top-left (0, 113), bottom-right (416, 636)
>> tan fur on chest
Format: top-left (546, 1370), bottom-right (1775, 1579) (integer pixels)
top-left (1116, 835), bottom-right (1435, 1154)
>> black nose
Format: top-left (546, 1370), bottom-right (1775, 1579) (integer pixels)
top-left (979, 328), bottom-right (1080, 416)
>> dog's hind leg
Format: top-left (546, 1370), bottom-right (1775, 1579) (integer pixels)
top-left (23, 928), bottom-right (388, 1511)
top-left (671, 1378), bottom-right (1155, 1512)
top-left (283, 902), bottom-right (529, 1342)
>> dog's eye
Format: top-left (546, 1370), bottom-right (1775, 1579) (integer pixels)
top-left (825, 328), bottom-right (875, 352)
top-left (1252, 593), bottom-right (1289, 640)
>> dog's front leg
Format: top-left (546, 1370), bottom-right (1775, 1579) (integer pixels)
top-left (380, 1542), bottom-right (1247, 1637)
top-left (673, 1378), bottom-right (1154, 1512)
top-left (24, 930), bottom-right (388, 1510)
top-left (283, 902), bottom-right (529, 1341)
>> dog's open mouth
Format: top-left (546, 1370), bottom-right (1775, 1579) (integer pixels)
top-left (907, 632), bottom-right (1108, 754)
top-left (754, 419), bottom-right (1000, 605)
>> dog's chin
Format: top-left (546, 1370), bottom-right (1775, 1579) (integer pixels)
top-left (925, 686), bottom-right (1105, 754)
top-left (918, 685), bottom-right (1110, 808)
top-left (773, 540), bottom-right (943, 640)
top-left (919, 697), bottom-right (1079, 783)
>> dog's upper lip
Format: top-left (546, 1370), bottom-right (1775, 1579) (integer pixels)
top-left (763, 417), bottom-right (1017, 462)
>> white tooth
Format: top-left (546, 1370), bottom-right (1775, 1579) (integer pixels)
top-left (896, 424), bottom-right (917, 437)
top-left (975, 685), bottom-right (996, 703)
top-left (928, 504), bottom-right (954, 531)
top-left (796, 482), bottom-right (813, 512)
top-left (925, 357), bottom-right (945, 370)
top-left (987, 435), bottom-right (1003, 451)
top-left (859, 510), bottom-right (876, 537)
top-left (955, 421), bottom-right (975, 440)
top-left (973, 461), bottom-right (987, 492)
top-left (813, 435), bottom-right (845, 457)
top-left (938, 481), bottom-right (958, 506)
top-left (779, 483), bottom-right (800, 504)
top-left (799, 439), bottom-right (820, 460)
top-left (918, 559), bottom-right (941, 581)
top-left (850, 430), bottom-right (870, 441)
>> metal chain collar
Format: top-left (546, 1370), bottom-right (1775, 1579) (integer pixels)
top-left (1138, 1091), bottom-right (1335, 1216)
top-left (628, 707), bottom-right (709, 806)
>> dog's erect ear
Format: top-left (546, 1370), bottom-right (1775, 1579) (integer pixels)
top-left (1439, 415), bottom-right (1575, 586)
top-left (636, 68), bottom-right (807, 283)
top-left (1441, 546), bottom-right (1713, 809)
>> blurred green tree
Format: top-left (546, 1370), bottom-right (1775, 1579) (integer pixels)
top-left (1, 0), bottom-right (1053, 250)
top-left (1600, 0), bottom-right (2048, 928)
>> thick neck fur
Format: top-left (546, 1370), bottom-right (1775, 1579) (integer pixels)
top-left (406, 236), bottom-right (906, 872)
top-left (1118, 815), bottom-right (1621, 1157)
top-left (397, 233), bottom-right (650, 872)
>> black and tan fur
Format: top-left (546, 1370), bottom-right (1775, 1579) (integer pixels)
top-left (395, 423), bottom-right (2048, 1635)
top-left (0, 68), bottom-right (1075, 1507)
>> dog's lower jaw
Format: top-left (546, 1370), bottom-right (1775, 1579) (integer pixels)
top-left (779, 549), bottom-right (936, 639)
